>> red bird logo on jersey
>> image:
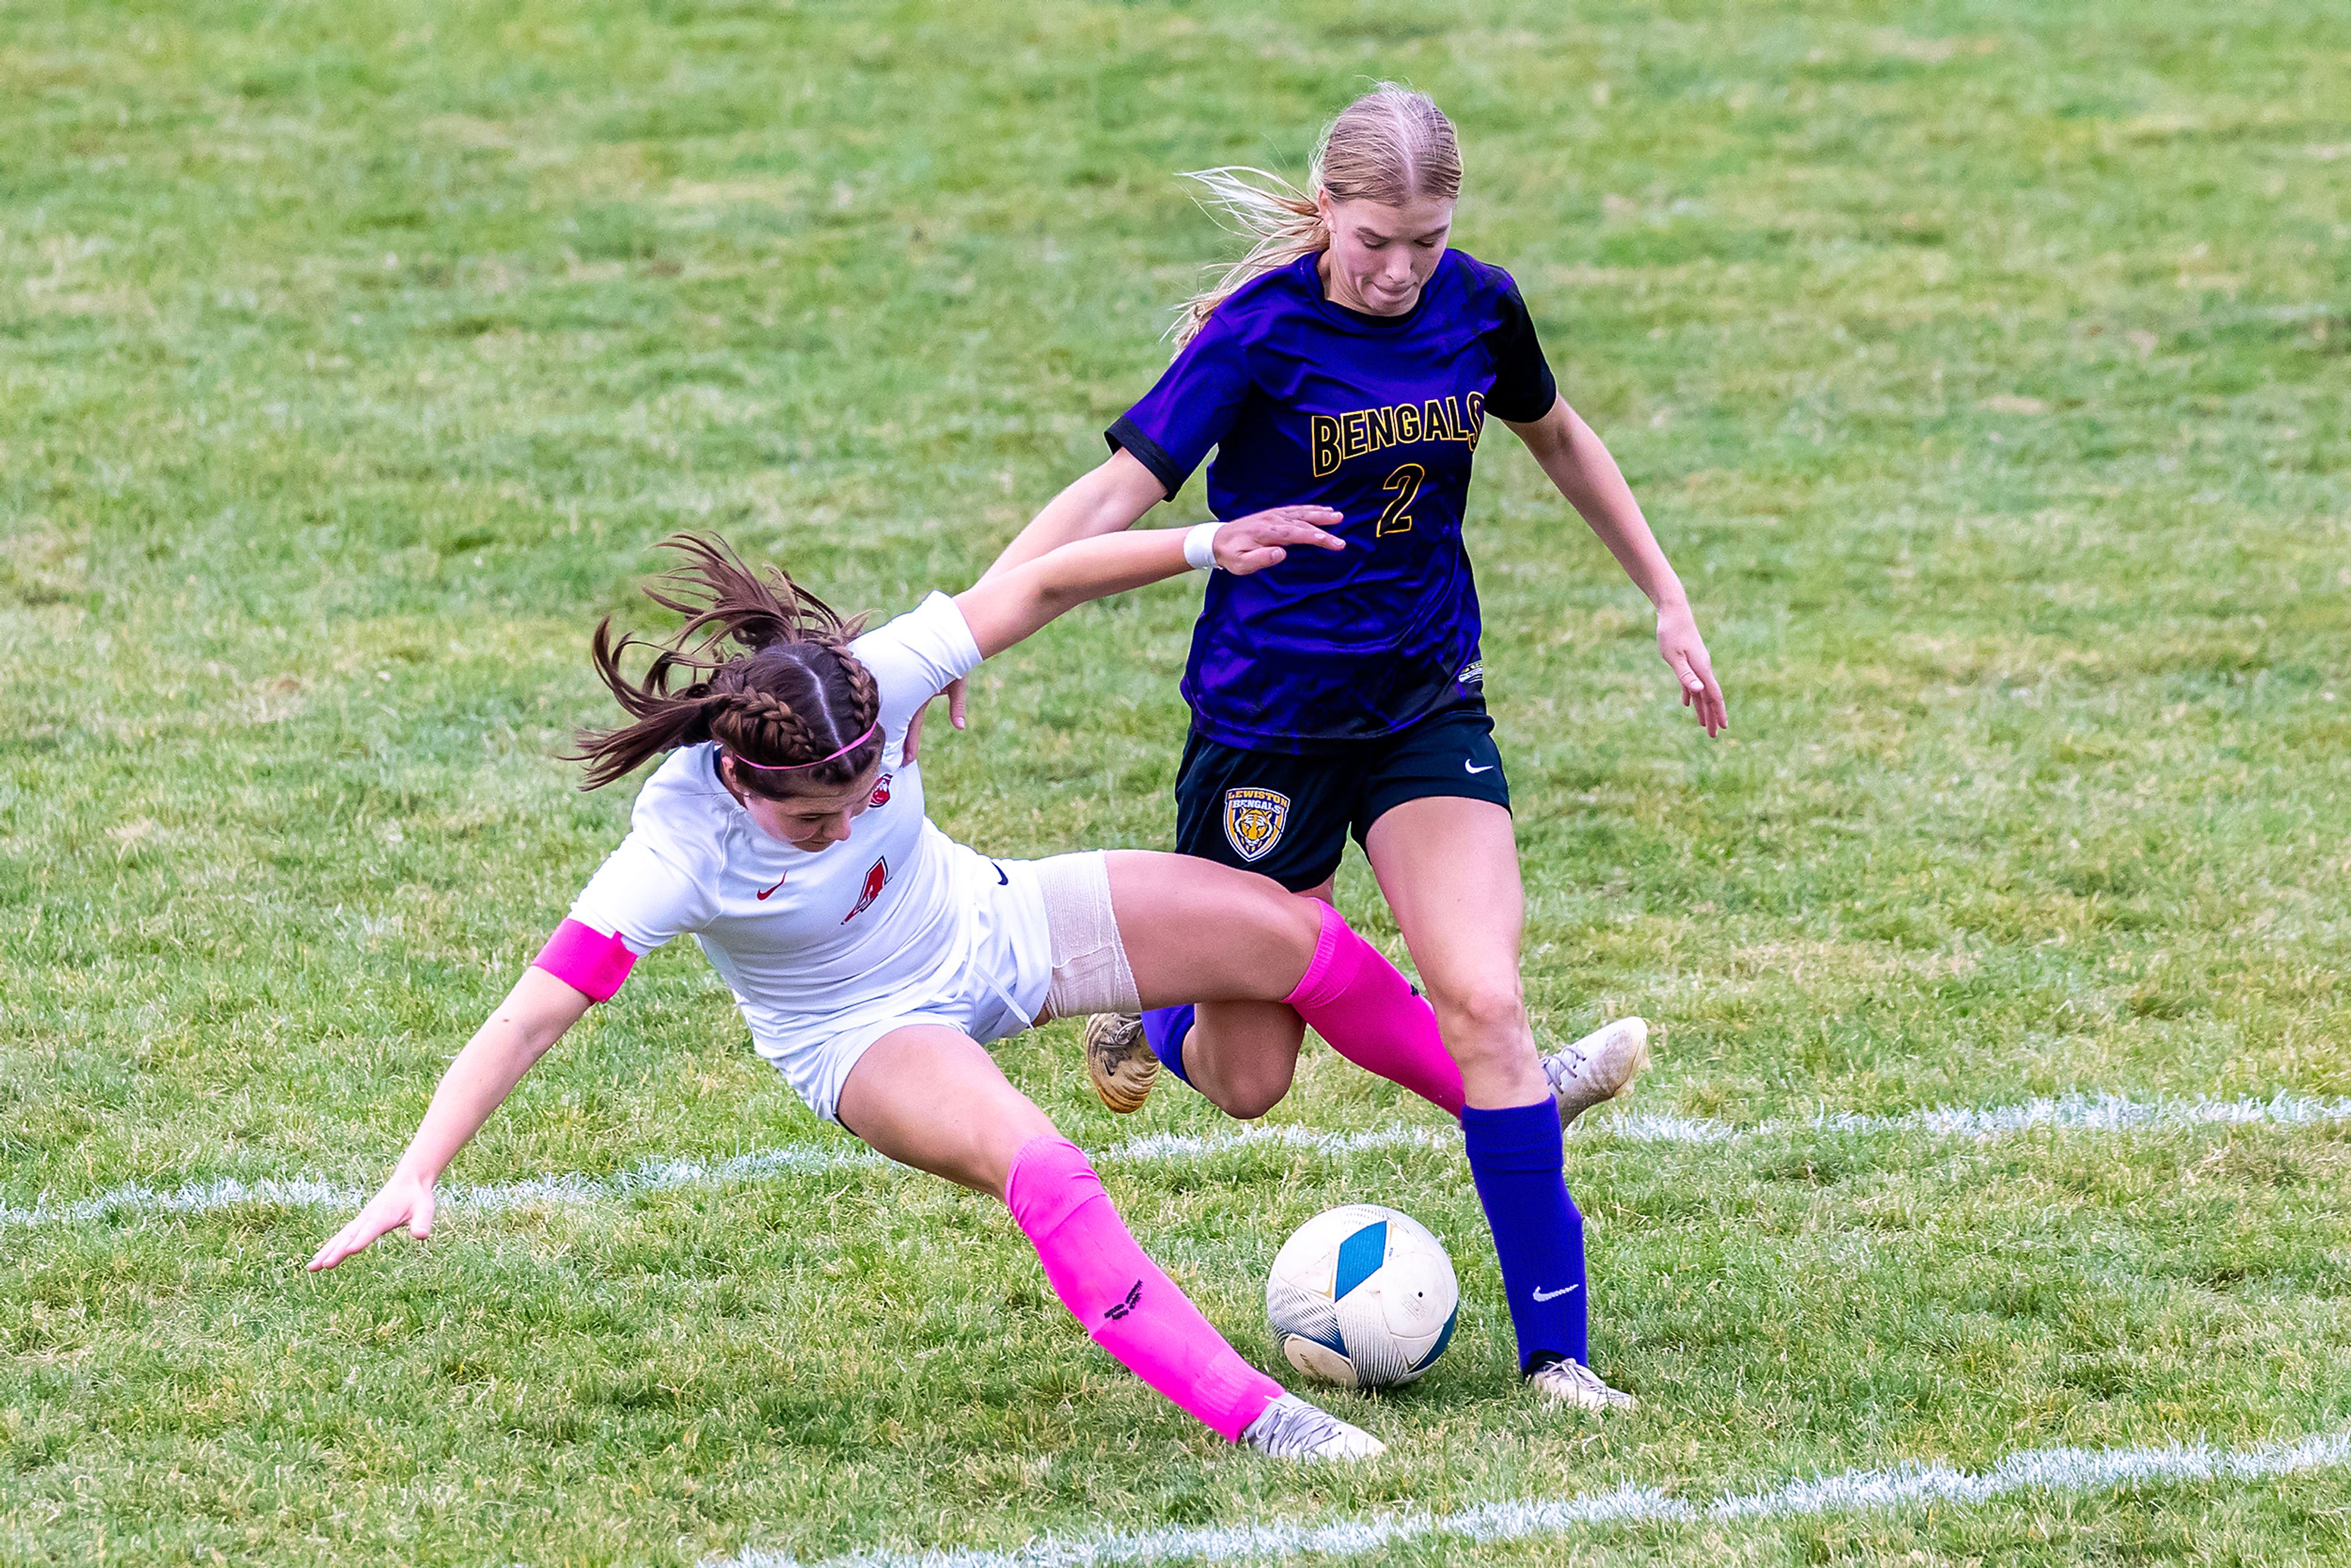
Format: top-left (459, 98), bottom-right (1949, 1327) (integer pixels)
top-left (868, 772), bottom-right (893, 809)
top-left (841, 857), bottom-right (888, 924)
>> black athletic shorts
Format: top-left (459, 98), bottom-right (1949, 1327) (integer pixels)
top-left (1172, 697), bottom-right (1511, 893)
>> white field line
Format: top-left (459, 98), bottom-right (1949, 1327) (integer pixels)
top-left (9, 1090), bottom-right (2349, 1231)
top-left (712, 1423), bottom-right (2351, 1568)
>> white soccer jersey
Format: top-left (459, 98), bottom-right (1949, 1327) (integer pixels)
top-left (564, 592), bottom-right (1054, 1101)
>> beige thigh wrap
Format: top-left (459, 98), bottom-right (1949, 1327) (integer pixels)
top-left (1032, 850), bottom-right (1142, 1019)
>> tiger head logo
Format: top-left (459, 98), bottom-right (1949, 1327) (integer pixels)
top-left (1222, 787), bottom-right (1291, 864)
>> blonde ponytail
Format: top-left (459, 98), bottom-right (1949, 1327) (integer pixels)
top-left (1171, 84), bottom-right (1463, 346)
top-left (1171, 166), bottom-right (1329, 346)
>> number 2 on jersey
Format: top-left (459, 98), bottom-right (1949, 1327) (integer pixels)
top-left (1376, 462), bottom-right (1425, 537)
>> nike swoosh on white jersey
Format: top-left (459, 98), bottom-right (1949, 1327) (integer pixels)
top-left (1531, 1283), bottom-right (1581, 1302)
top-left (1464, 760), bottom-right (1496, 775)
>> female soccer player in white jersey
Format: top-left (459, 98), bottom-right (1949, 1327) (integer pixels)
top-left (304, 512), bottom-right (1555, 1460)
top-left (981, 86), bottom-right (1728, 1411)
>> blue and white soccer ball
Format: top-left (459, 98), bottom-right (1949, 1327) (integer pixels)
top-left (1265, 1204), bottom-right (1459, 1389)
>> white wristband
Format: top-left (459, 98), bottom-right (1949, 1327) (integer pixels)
top-left (1182, 521), bottom-right (1222, 572)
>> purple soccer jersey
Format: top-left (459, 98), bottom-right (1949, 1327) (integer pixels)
top-left (1109, 249), bottom-right (1558, 752)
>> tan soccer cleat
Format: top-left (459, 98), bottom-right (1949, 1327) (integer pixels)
top-left (1541, 1016), bottom-right (1651, 1127)
top-left (1084, 1013), bottom-right (1158, 1114)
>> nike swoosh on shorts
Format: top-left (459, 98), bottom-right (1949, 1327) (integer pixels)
top-left (1465, 760), bottom-right (1496, 775)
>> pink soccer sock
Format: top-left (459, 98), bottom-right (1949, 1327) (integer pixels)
top-left (1003, 1135), bottom-right (1283, 1442)
top-left (1283, 903), bottom-right (1466, 1116)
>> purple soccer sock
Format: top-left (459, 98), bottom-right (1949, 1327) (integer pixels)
top-left (1141, 1005), bottom-right (1196, 1085)
top-left (1461, 1098), bottom-right (1590, 1371)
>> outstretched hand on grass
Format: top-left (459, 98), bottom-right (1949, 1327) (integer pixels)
top-left (309, 1169), bottom-right (436, 1272)
top-left (303, 970), bottom-right (585, 1274)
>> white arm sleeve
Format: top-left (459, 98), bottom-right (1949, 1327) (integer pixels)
top-left (848, 591), bottom-right (985, 754)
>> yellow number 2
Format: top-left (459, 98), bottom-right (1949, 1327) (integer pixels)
top-left (1377, 462), bottom-right (1425, 537)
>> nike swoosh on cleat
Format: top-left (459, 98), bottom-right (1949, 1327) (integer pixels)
top-left (1531, 1283), bottom-right (1581, 1302)
top-left (1464, 760), bottom-right (1496, 775)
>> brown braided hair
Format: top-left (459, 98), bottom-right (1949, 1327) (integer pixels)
top-left (570, 534), bottom-right (883, 798)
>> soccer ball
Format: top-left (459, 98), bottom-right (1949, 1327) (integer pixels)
top-left (1265, 1204), bottom-right (1459, 1389)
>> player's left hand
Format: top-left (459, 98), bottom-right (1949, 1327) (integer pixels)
top-left (1217, 506), bottom-right (1347, 575)
top-left (1657, 600), bottom-right (1728, 737)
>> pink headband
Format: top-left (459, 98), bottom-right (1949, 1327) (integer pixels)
top-left (727, 724), bottom-right (879, 772)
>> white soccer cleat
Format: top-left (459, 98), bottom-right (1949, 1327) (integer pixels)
top-left (1241, 1392), bottom-right (1387, 1461)
top-left (1528, 1357), bottom-right (1638, 1413)
top-left (1084, 1012), bottom-right (1158, 1115)
top-left (1542, 1016), bottom-right (1651, 1127)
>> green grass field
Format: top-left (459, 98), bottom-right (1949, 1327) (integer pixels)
top-left (5, 1), bottom-right (2350, 1562)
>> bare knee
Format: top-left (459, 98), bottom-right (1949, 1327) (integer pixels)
top-left (1184, 1009), bottom-right (1301, 1122)
top-left (1191, 1047), bottom-right (1296, 1121)
top-left (1252, 885), bottom-right (1327, 987)
top-left (970, 1099), bottom-right (1059, 1201)
top-left (1187, 879), bottom-right (1324, 1003)
top-left (838, 1026), bottom-right (1057, 1201)
top-left (1428, 976), bottom-right (1529, 1060)
top-left (1209, 1065), bottom-right (1294, 1121)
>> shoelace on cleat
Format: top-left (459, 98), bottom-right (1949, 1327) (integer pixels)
top-left (1243, 1394), bottom-right (1378, 1459)
top-left (1544, 1045), bottom-right (1592, 1095)
top-left (1529, 1358), bottom-right (1634, 1409)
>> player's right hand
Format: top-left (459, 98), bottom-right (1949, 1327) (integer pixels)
top-left (1215, 505), bottom-right (1346, 575)
top-left (309, 1169), bottom-right (436, 1272)
top-left (901, 675), bottom-right (970, 767)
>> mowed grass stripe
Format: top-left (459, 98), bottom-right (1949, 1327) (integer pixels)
top-left (12, 1090), bottom-right (2349, 1229)
top-left (718, 1422), bottom-right (2351, 1568)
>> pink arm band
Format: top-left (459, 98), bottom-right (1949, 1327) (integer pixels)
top-left (531, 919), bottom-right (638, 1002)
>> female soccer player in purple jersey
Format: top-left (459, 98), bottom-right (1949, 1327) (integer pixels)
top-left (307, 511), bottom-right (1539, 1461)
top-left (983, 86), bottom-right (1729, 1411)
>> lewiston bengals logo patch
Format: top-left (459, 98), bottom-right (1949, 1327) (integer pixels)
top-left (1223, 787), bottom-right (1290, 864)
top-left (841, 857), bottom-right (888, 924)
top-left (867, 772), bottom-right (893, 809)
